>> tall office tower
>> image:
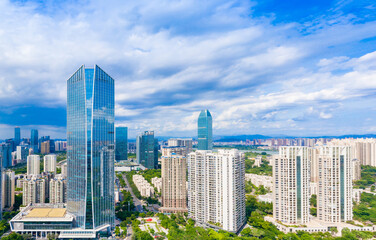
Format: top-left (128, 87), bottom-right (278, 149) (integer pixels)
top-left (50, 174), bottom-right (66, 204)
top-left (160, 155), bottom-right (187, 213)
top-left (188, 149), bottom-right (245, 233)
top-left (136, 131), bottom-right (159, 169)
top-left (27, 155), bottom-right (40, 176)
top-left (115, 127), bottom-right (128, 161)
top-left (30, 129), bottom-right (39, 153)
top-left (16, 146), bottom-right (28, 162)
top-left (317, 146), bottom-right (353, 223)
top-left (67, 65), bottom-right (115, 231)
top-left (22, 176), bottom-right (45, 205)
top-left (44, 154), bottom-right (57, 173)
top-left (168, 138), bottom-right (193, 153)
top-left (352, 158), bottom-right (361, 181)
top-left (0, 144), bottom-right (12, 168)
top-left (2, 170), bottom-right (15, 210)
top-left (14, 127), bottom-right (21, 146)
top-left (273, 146), bottom-right (311, 225)
top-left (197, 110), bottom-right (212, 150)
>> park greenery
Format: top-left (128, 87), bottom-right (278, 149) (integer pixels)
top-left (245, 180), bottom-right (269, 195)
top-left (354, 165), bottom-right (376, 189)
top-left (245, 151), bottom-right (272, 176)
top-left (310, 194), bottom-right (317, 217)
top-left (353, 192), bottom-right (376, 224)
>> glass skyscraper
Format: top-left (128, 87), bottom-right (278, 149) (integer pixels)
top-left (115, 127), bottom-right (128, 161)
top-left (136, 131), bottom-right (158, 169)
top-left (67, 65), bottom-right (115, 232)
top-left (31, 129), bottom-right (39, 153)
top-left (197, 109), bottom-right (212, 150)
top-left (14, 127), bottom-right (20, 146)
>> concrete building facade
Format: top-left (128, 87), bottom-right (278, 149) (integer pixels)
top-left (273, 146), bottom-right (311, 225)
top-left (160, 155), bottom-right (187, 213)
top-left (188, 149), bottom-right (245, 233)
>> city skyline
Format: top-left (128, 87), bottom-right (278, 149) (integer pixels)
top-left (1, 0), bottom-right (376, 138)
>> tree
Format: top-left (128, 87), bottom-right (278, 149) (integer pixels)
top-left (133, 231), bottom-right (153, 240)
top-left (115, 226), bottom-right (120, 236)
top-left (1, 233), bottom-right (24, 240)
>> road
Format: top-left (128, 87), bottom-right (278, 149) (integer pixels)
top-left (122, 174), bottom-right (144, 212)
top-left (125, 225), bottom-right (133, 240)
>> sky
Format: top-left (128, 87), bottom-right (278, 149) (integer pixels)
top-left (1, 0), bottom-right (376, 139)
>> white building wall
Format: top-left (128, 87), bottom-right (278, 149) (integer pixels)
top-left (188, 149), bottom-right (245, 233)
top-left (44, 154), bottom-right (57, 173)
top-left (27, 155), bottom-right (40, 176)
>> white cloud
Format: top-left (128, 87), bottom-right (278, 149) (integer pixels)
top-left (1, 0), bottom-right (376, 138)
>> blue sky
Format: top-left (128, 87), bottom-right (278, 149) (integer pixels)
top-left (1, 0), bottom-right (376, 139)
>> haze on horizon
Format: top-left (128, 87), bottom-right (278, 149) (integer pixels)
top-left (1, 0), bottom-right (376, 139)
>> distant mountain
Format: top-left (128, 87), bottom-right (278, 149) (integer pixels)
top-left (215, 134), bottom-right (376, 142)
top-left (215, 135), bottom-right (272, 142)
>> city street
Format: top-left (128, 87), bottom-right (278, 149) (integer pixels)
top-left (122, 174), bottom-right (144, 212)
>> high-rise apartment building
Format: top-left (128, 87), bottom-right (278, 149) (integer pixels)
top-left (136, 131), bottom-right (159, 169)
top-left (161, 146), bottom-right (188, 157)
top-left (54, 141), bottom-right (67, 152)
top-left (44, 154), bottom-right (57, 173)
top-left (197, 110), bottom-right (212, 150)
top-left (317, 146), bottom-right (353, 223)
top-left (40, 140), bottom-right (55, 154)
top-left (160, 155), bottom-right (187, 213)
top-left (329, 138), bottom-right (376, 166)
top-left (2, 170), bottom-right (15, 210)
top-left (188, 149), bottom-right (245, 233)
top-left (22, 176), bottom-right (45, 205)
top-left (167, 138), bottom-right (193, 153)
top-left (16, 146), bottom-right (28, 162)
top-left (38, 136), bottom-right (50, 151)
top-left (115, 127), bottom-right (128, 161)
top-left (50, 174), bottom-right (66, 204)
top-left (352, 158), bottom-right (361, 181)
top-left (27, 155), bottom-right (40, 175)
top-left (61, 162), bottom-right (68, 177)
top-left (14, 127), bottom-right (21, 146)
top-left (67, 65), bottom-right (115, 231)
top-left (30, 129), bottom-right (39, 153)
top-left (273, 146), bottom-right (311, 224)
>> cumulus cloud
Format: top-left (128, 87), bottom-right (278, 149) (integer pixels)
top-left (0, 0), bottom-right (376, 138)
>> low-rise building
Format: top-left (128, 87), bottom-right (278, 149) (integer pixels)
top-left (245, 174), bottom-right (273, 189)
top-left (133, 175), bottom-right (154, 198)
top-left (151, 177), bottom-right (162, 192)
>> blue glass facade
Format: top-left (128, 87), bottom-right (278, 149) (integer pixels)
top-left (67, 65), bottom-right (115, 230)
top-left (14, 127), bottom-right (20, 146)
top-left (197, 110), bottom-right (212, 150)
top-left (115, 127), bottom-right (128, 161)
top-left (31, 129), bottom-right (39, 153)
top-left (1, 144), bottom-right (12, 168)
top-left (136, 131), bottom-right (158, 169)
